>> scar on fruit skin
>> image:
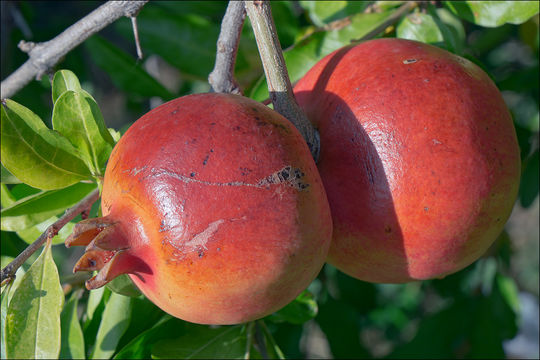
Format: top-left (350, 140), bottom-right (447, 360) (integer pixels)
top-left (165, 217), bottom-right (247, 259)
top-left (138, 165), bottom-right (310, 190)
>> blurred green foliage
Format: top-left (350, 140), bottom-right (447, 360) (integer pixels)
top-left (1, 1), bottom-right (538, 359)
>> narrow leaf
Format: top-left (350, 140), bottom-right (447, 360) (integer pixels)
top-left (151, 324), bottom-right (247, 359)
top-left (60, 289), bottom-right (85, 359)
top-left (1, 99), bottom-right (91, 190)
top-left (114, 316), bottom-right (175, 359)
top-left (267, 290), bottom-right (318, 324)
top-left (1, 281), bottom-right (13, 360)
top-left (445, 1), bottom-right (540, 27)
top-left (5, 241), bottom-right (64, 359)
top-left (52, 69), bottom-right (83, 104)
top-left (91, 292), bottom-right (132, 359)
top-left (86, 287), bottom-right (106, 326)
top-left (85, 35), bottom-right (174, 100)
top-left (1, 182), bottom-right (97, 232)
top-left (52, 90), bottom-right (115, 175)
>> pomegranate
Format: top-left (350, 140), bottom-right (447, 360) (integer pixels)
top-left (66, 93), bottom-right (332, 324)
top-left (294, 38), bottom-right (520, 283)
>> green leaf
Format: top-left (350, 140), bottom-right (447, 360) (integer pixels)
top-left (0, 255), bottom-right (28, 304)
top-left (16, 217), bottom-right (76, 245)
top-left (1, 164), bottom-right (21, 184)
top-left (5, 241), bottom-right (64, 359)
top-left (1, 281), bottom-right (13, 360)
top-left (427, 6), bottom-right (466, 54)
top-left (60, 289), bottom-right (85, 359)
top-left (397, 11), bottom-right (443, 43)
top-left (445, 1), bottom-right (540, 27)
top-left (91, 292), bottom-right (132, 359)
top-left (114, 316), bottom-right (175, 359)
top-left (1, 183), bottom-right (17, 207)
top-left (85, 35), bottom-right (174, 100)
top-left (1, 182), bottom-right (97, 232)
top-left (267, 290), bottom-right (318, 324)
top-left (249, 10), bottom-right (394, 101)
top-left (86, 287), bottom-right (106, 326)
top-left (52, 90), bottom-right (115, 175)
top-left (495, 274), bottom-right (520, 314)
top-left (1, 99), bottom-right (92, 190)
top-left (115, 5), bottom-right (220, 81)
top-left (300, 1), bottom-right (370, 27)
top-left (151, 324), bottom-right (248, 359)
top-left (106, 274), bottom-right (141, 297)
top-left (52, 69), bottom-right (83, 104)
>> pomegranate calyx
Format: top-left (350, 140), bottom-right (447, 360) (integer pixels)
top-left (65, 216), bottom-right (116, 248)
top-left (85, 250), bottom-right (151, 290)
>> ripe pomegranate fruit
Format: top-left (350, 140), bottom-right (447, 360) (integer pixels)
top-left (66, 93), bottom-right (332, 324)
top-left (294, 38), bottom-right (521, 283)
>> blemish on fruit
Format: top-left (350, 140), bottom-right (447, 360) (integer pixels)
top-left (257, 166), bottom-right (310, 190)
top-left (190, 172), bottom-right (196, 177)
top-left (198, 249), bottom-right (204, 258)
top-left (203, 155), bottom-right (209, 165)
top-left (403, 59), bottom-right (417, 64)
top-left (424, 207), bottom-right (429, 212)
top-left (384, 226), bottom-right (392, 233)
top-left (423, 78), bottom-right (430, 83)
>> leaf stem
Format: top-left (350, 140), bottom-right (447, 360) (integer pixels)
top-left (244, 0), bottom-right (320, 161)
top-left (0, 188), bottom-right (100, 287)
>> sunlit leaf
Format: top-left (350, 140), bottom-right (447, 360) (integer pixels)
top-left (16, 217), bottom-right (76, 245)
top-left (52, 90), bottom-right (115, 174)
top-left (1, 99), bottom-right (91, 190)
top-left (52, 69), bottom-right (83, 104)
top-left (0, 182), bottom-right (97, 232)
top-left (60, 289), bottom-right (85, 359)
top-left (300, 1), bottom-right (370, 27)
top-left (397, 11), bottom-right (443, 43)
top-left (5, 241), bottom-right (64, 359)
top-left (445, 1), bottom-right (540, 27)
top-left (1, 164), bottom-right (21, 184)
top-left (91, 292), bottom-right (132, 359)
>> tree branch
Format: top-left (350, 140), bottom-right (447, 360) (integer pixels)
top-left (208, 1), bottom-right (246, 95)
top-left (245, 0), bottom-right (320, 162)
top-left (1, 0), bottom-right (148, 99)
top-left (0, 188), bottom-right (100, 287)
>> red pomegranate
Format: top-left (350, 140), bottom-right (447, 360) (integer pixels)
top-left (66, 93), bottom-right (332, 324)
top-left (294, 38), bottom-right (521, 283)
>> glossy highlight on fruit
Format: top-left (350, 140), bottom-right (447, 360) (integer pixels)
top-left (294, 38), bottom-right (521, 283)
top-left (66, 93), bottom-right (332, 324)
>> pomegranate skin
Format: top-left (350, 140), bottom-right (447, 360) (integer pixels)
top-left (294, 38), bottom-right (520, 283)
top-left (91, 93), bottom-right (332, 324)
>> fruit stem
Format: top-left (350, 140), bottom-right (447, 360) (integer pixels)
top-left (208, 1), bottom-right (246, 95)
top-left (245, 0), bottom-right (320, 162)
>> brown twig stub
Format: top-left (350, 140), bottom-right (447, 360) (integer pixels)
top-left (245, 0), bottom-right (320, 161)
top-left (1, 0), bottom-right (148, 99)
top-left (208, 1), bottom-right (246, 95)
top-left (0, 188), bottom-right (100, 287)
top-left (131, 16), bottom-right (144, 60)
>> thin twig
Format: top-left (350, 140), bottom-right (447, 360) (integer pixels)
top-left (208, 1), bottom-right (246, 95)
top-left (0, 188), bottom-right (100, 287)
top-left (1, 0), bottom-right (148, 99)
top-left (245, 0), bottom-right (320, 162)
top-left (131, 16), bottom-right (144, 60)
